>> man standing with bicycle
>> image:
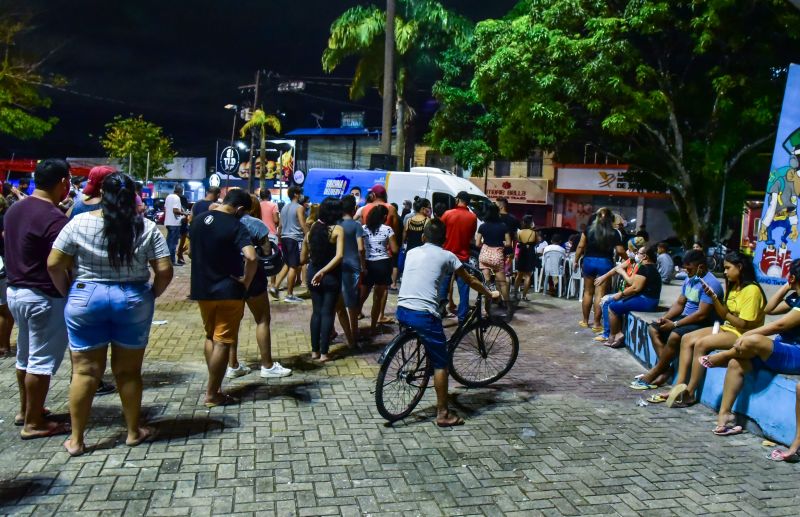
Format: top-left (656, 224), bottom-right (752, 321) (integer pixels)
top-left (396, 219), bottom-right (499, 427)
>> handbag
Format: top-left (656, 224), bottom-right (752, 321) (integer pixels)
top-left (258, 245), bottom-right (284, 277)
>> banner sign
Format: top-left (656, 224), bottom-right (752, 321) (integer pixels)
top-left (304, 168), bottom-right (388, 204)
top-left (238, 140), bottom-right (295, 183)
top-left (755, 63), bottom-right (800, 284)
top-left (468, 177), bottom-right (549, 205)
top-left (555, 167), bottom-right (631, 193)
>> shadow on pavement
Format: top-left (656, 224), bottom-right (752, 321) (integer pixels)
top-left (150, 415), bottom-right (237, 440)
top-left (226, 380), bottom-right (314, 404)
top-left (142, 370), bottom-right (194, 387)
top-left (0, 476), bottom-right (54, 506)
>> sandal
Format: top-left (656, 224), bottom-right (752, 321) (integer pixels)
top-left (768, 449), bottom-right (800, 462)
top-left (594, 335), bottom-right (609, 342)
top-left (63, 438), bottom-right (86, 457)
top-left (436, 412), bottom-right (465, 427)
top-left (204, 394), bottom-right (239, 408)
top-left (591, 326), bottom-right (604, 333)
top-left (629, 379), bottom-right (657, 390)
top-left (20, 421), bottom-right (71, 440)
top-left (647, 394), bottom-right (668, 403)
top-left (126, 426), bottom-right (157, 447)
top-left (713, 424), bottom-right (743, 436)
top-left (578, 321), bottom-right (589, 328)
top-left (665, 384), bottom-right (688, 408)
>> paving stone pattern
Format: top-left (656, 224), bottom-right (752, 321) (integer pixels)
top-left (0, 266), bottom-right (798, 516)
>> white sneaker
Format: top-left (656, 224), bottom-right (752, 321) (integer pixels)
top-left (261, 362), bottom-right (292, 378)
top-left (283, 295), bottom-right (304, 303)
top-left (225, 364), bottom-right (252, 378)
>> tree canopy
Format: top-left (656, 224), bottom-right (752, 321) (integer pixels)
top-left (430, 0), bottom-right (800, 243)
top-left (100, 115), bottom-right (176, 179)
top-left (0, 12), bottom-right (59, 140)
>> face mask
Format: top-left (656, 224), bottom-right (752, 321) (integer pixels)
top-left (627, 250), bottom-right (635, 260)
top-left (634, 255), bottom-right (642, 263)
top-left (353, 195), bottom-right (360, 204)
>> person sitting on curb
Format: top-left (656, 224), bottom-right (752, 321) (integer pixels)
top-left (604, 245), bottom-right (662, 349)
top-left (594, 237), bottom-right (645, 343)
top-left (630, 250), bottom-right (722, 389)
top-left (659, 252), bottom-right (766, 406)
top-left (699, 259), bottom-right (800, 440)
top-left (396, 219), bottom-right (499, 427)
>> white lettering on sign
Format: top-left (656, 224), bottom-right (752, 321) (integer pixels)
top-left (323, 179), bottom-right (348, 197)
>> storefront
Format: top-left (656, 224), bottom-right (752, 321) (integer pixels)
top-left (468, 177), bottom-right (551, 226)
top-left (553, 164), bottom-right (673, 240)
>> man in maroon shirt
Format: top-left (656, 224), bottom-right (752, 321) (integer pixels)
top-left (5, 159), bottom-right (72, 439)
top-left (438, 191), bottom-right (477, 322)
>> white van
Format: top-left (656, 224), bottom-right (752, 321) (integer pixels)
top-left (303, 167), bottom-right (491, 217)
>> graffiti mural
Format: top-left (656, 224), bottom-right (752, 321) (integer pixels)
top-left (756, 64), bottom-right (800, 284)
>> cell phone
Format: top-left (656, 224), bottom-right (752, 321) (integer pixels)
top-left (649, 320), bottom-right (660, 328)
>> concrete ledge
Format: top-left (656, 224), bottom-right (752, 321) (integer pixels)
top-left (624, 311), bottom-right (799, 445)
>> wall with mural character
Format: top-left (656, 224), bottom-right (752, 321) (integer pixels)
top-left (755, 64), bottom-right (800, 284)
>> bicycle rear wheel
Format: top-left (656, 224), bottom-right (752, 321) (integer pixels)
top-left (375, 332), bottom-right (431, 422)
top-left (449, 320), bottom-right (519, 388)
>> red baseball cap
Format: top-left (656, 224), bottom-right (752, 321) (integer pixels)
top-left (370, 184), bottom-right (386, 197)
top-left (83, 166), bottom-right (116, 197)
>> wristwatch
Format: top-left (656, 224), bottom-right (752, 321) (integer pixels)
top-left (673, 320), bottom-right (680, 328)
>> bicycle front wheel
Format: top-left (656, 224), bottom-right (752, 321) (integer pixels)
top-left (375, 332), bottom-right (431, 422)
top-left (449, 320), bottom-right (519, 388)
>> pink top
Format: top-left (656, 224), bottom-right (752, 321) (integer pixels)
top-left (260, 200), bottom-right (278, 235)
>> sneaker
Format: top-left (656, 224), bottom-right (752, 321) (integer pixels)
top-left (297, 291), bottom-right (312, 300)
top-left (268, 286), bottom-right (279, 300)
top-left (95, 381), bottom-right (116, 396)
top-left (172, 261), bottom-right (184, 267)
top-left (283, 295), bottom-right (304, 303)
top-left (225, 364), bottom-right (252, 378)
top-left (261, 362), bottom-right (292, 378)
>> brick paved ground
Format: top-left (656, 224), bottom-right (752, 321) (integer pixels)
top-left (1, 265), bottom-right (799, 516)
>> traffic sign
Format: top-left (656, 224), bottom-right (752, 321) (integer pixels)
top-left (219, 146), bottom-right (240, 174)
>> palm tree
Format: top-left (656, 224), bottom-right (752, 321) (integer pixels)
top-left (240, 109), bottom-right (282, 190)
top-left (322, 1), bottom-right (470, 169)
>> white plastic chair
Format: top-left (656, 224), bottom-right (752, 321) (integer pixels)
top-left (540, 250), bottom-right (567, 297)
top-left (567, 255), bottom-right (584, 300)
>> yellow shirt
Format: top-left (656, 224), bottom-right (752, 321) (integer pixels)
top-left (721, 284), bottom-right (766, 336)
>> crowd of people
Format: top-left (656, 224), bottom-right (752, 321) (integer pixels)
top-left (2, 160), bottom-right (799, 460)
top-left (572, 206), bottom-right (800, 462)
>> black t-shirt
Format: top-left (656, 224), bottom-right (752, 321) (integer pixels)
top-left (189, 211), bottom-right (253, 300)
top-left (500, 213), bottom-right (519, 239)
top-left (192, 199), bottom-right (213, 218)
top-left (584, 228), bottom-right (623, 259)
top-left (478, 221), bottom-right (509, 247)
top-left (636, 263), bottom-right (662, 300)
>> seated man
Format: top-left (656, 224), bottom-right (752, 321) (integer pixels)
top-left (631, 250), bottom-right (723, 389)
top-left (701, 259), bottom-right (800, 443)
top-left (396, 219), bottom-right (499, 427)
top-left (656, 242), bottom-right (675, 284)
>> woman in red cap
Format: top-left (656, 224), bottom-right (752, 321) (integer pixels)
top-left (67, 166), bottom-right (116, 220)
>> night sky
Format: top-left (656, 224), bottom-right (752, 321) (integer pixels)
top-left (3, 0), bottom-right (517, 159)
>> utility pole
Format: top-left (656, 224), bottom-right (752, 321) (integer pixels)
top-left (380, 0), bottom-right (395, 156)
top-left (247, 70), bottom-right (261, 193)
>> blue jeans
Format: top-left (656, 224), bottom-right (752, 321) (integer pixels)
top-left (438, 268), bottom-right (469, 322)
top-left (608, 295), bottom-right (659, 318)
top-left (65, 281), bottom-right (155, 351)
top-left (166, 225), bottom-right (181, 263)
top-left (396, 306), bottom-right (448, 369)
top-left (601, 297), bottom-right (612, 339)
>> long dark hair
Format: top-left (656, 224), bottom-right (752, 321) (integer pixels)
top-left (485, 204), bottom-right (501, 223)
top-left (101, 173), bottom-right (144, 270)
top-left (309, 197), bottom-right (342, 265)
top-left (366, 204), bottom-right (388, 234)
top-left (588, 207), bottom-right (616, 250)
top-left (723, 251), bottom-right (765, 305)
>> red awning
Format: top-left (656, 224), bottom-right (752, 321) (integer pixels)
top-left (0, 159), bottom-right (92, 180)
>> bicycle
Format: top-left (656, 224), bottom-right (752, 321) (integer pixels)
top-left (375, 264), bottom-right (520, 422)
top-left (707, 241), bottom-right (729, 272)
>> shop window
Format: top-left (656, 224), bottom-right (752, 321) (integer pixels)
top-left (494, 160), bottom-right (510, 177)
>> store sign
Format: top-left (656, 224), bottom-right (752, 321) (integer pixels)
top-left (556, 167), bottom-right (631, 192)
top-left (469, 178), bottom-right (549, 205)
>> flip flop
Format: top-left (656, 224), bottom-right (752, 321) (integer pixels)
top-left (204, 394), bottom-right (239, 408)
top-left (63, 438), bottom-right (86, 457)
top-left (126, 426), bottom-right (157, 447)
top-left (578, 321), bottom-right (589, 328)
top-left (594, 335), bottom-right (609, 342)
top-left (647, 394), bottom-right (667, 403)
top-left (591, 327), bottom-right (604, 333)
top-left (768, 449), bottom-right (800, 462)
top-left (20, 421), bottom-right (70, 440)
top-left (713, 424), bottom-right (743, 436)
top-left (436, 414), bottom-right (465, 428)
top-left (14, 407), bottom-right (52, 426)
top-left (665, 384), bottom-right (688, 408)
top-left (629, 379), bottom-right (657, 390)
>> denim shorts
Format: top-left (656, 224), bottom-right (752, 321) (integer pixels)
top-left (341, 267), bottom-right (360, 309)
top-left (396, 306), bottom-right (448, 370)
top-left (753, 335), bottom-right (800, 374)
top-left (0, 278), bottom-right (7, 306)
top-left (65, 281), bottom-right (155, 351)
top-left (583, 256), bottom-right (614, 277)
top-left (7, 287), bottom-right (68, 375)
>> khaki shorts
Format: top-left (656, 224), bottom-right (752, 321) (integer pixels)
top-left (198, 299), bottom-right (245, 344)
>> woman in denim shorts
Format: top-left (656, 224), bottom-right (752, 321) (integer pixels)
top-left (574, 208), bottom-right (626, 331)
top-left (48, 173), bottom-right (173, 456)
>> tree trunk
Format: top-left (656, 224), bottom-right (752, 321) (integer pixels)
top-left (396, 98), bottom-right (406, 170)
top-left (259, 129), bottom-right (267, 193)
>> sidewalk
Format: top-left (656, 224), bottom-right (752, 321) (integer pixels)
top-left (0, 266), bottom-right (798, 516)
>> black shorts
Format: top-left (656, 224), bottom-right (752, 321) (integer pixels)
top-left (281, 238), bottom-right (302, 268)
top-left (656, 318), bottom-right (714, 340)
top-left (364, 258), bottom-right (392, 286)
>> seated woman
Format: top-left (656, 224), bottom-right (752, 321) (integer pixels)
top-left (659, 252), bottom-right (766, 405)
top-left (701, 259), bottom-right (800, 441)
top-left (605, 245), bottom-right (662, 348)
top-left (594, 237), bottom-right (645, 342)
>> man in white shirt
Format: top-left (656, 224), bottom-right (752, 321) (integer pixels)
top-left (542, 233), bottom-right (567, 258)
top-left (164, 184), bottom-right (187, 266)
